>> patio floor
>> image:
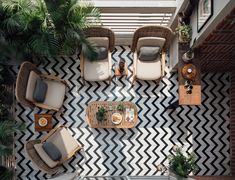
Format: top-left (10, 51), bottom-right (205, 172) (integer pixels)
top-left (11, 46), bottom-right (230, 179)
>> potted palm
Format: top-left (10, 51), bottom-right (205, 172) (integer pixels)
top-left (0, 0), bottom-right (100, 62)
top-left (176, 23), bottom-right (192, 43)
top-left (168, 146), bottom-right (197, 180)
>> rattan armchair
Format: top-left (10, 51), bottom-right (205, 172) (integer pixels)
top-left (131, 26), bottom-right (173, 84)
top-left (25, 125), bottom-right (82, 174)
top-left (80, 27), bottom-right (115, 84)
top-left (15, 62), bottom-right (68, 111)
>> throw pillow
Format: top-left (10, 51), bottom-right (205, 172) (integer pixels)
top-left (33, 79), bottom-right (48, 103)
top-left (42, 142), bottom-right (62, 161)
top-left (96, 46), bottom-right (108, 60)
top-left (139, 46), bottom-right (160, 61)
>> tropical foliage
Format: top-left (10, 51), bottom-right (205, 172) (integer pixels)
top-left (168, 147), bottom-right (197, 179)
top-left (0, 120), bottom-right (25, 157)
top-left (0, 0), bottom-right (100, 63)
top-left (175, 23), bottom-right (192, 43)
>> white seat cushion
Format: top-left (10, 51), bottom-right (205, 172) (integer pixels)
top-left (83, 37), bottom-right (110, 81)
top-left (34, 143), bottom-right (59, 168)
top-left (43, 80), bottom-right (66, 110)
top-left (47, 128), bottom-right (79, 159)
top-left (26, 71), bottom-right (40, 102)
top-left (136, 57), bottom-right (162, 80)
top-left (84, 58), bottom-right (110, 81)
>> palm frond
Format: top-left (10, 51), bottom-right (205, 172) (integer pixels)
top-left (0, 121), bottom-right (25, 145)
top-left (29, 31), bottom-right (59, 57)
top-left (2, 16), bottom-right (21, 33)
top-left (82, 38), bottom-right (98, 61)
top-left (67, 1), bottom-right (100, 29)
top-left (0, 144), bottom-right (12, 156)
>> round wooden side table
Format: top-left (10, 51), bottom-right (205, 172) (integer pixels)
top-left (181, 63), bottom-right (197, 81)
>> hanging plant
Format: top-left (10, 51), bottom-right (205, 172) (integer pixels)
top-left (176, 23), bottom-right (192, 43)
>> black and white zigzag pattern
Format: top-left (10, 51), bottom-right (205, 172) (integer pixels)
top-left (11, 46), bottom-right (230, 180)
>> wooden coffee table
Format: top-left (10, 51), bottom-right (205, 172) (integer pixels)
top-left (86, 101), bottom-right (138, 128)
top-left (34, 114), bottom-right (53, 132)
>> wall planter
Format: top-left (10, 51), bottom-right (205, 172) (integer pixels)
top-left (176, 24), bottom-right (192, 43)
top-left (182, 51), bottom-right (194, 63)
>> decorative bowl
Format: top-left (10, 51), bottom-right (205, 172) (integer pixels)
top-left (38, 117), bottom-right (48, 127)
top-left (111, 113), bottom-right (122, 125)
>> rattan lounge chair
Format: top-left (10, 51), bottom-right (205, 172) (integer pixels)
top-left (15, 62), bottom-right (68, 111)
top-left (25, 125), bottom-right (82, 174)
top-left (131, 25), bottom-right (173, 84)
top-left (80, 27), bottom-right (115, 84)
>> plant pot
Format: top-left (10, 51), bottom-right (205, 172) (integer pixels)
top-left (96, 112), bottom-right (105, 122)
top-left (182, 52), bottom-right (194, 63)
top-left (169, 172), bottom-right (195, 180)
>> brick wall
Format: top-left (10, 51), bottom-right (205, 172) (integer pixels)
top-left (199, 8), bottom-right (235, 72)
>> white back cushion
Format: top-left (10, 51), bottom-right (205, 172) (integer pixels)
top-left (26, 71), bottom-right (40, 102)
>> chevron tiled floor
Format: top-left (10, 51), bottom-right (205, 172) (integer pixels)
top-left (12, 46), bottom-right (230, 179)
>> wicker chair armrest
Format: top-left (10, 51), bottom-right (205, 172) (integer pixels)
top-left (15, 62), bottom-right (41, 108)
top-left (59, 145), bottom-right (82, 164)
top-left (41, 125), bottom-right (64, 143)
top-left (34, 102), bottom-right (59, 112)
top-left (161, 51), bottom-right (166, 77)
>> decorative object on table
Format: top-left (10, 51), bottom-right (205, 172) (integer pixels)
top-left (111, 113), bottom-right (123, 125)
top-left (182, 38), bottom-right (196, 63)
top-left (96, 106), bottom-right (106, 122)
top-left (197, 0), bottom-right (213, 32)
top-left (117, 104), bottom-right (125, 111)
top-left (38, 117), bottom-right (48, 127)
top-left (119, 58), bottom-right (125, 74)
top-left (176, 23), bottom-right (192, 43)
top-left (34, 114), bottom-right (52, 132)
top-left (181, 64), bottom-right (197, 81)
top-left (157, 145), bottom-right (197, 180)
top-left (115, 58), bottom-right (128, 77)
top-left (184, 80), bottom-right (193, 94)
top-left (86, 101), bottom-right (138, 128)
top-left (126, 108), bottom-right (135, 122)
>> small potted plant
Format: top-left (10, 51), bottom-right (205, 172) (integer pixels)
top-left (182, 38), bottom-right (196, 63)
top-left (176, 23), bottom-right (192, 43)
top-left (168, 146), bottom-right (197, 180)
top-left (96, 106), bottom-right (106, 122)
top-left (117, 104), bottom-right (125, 112)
